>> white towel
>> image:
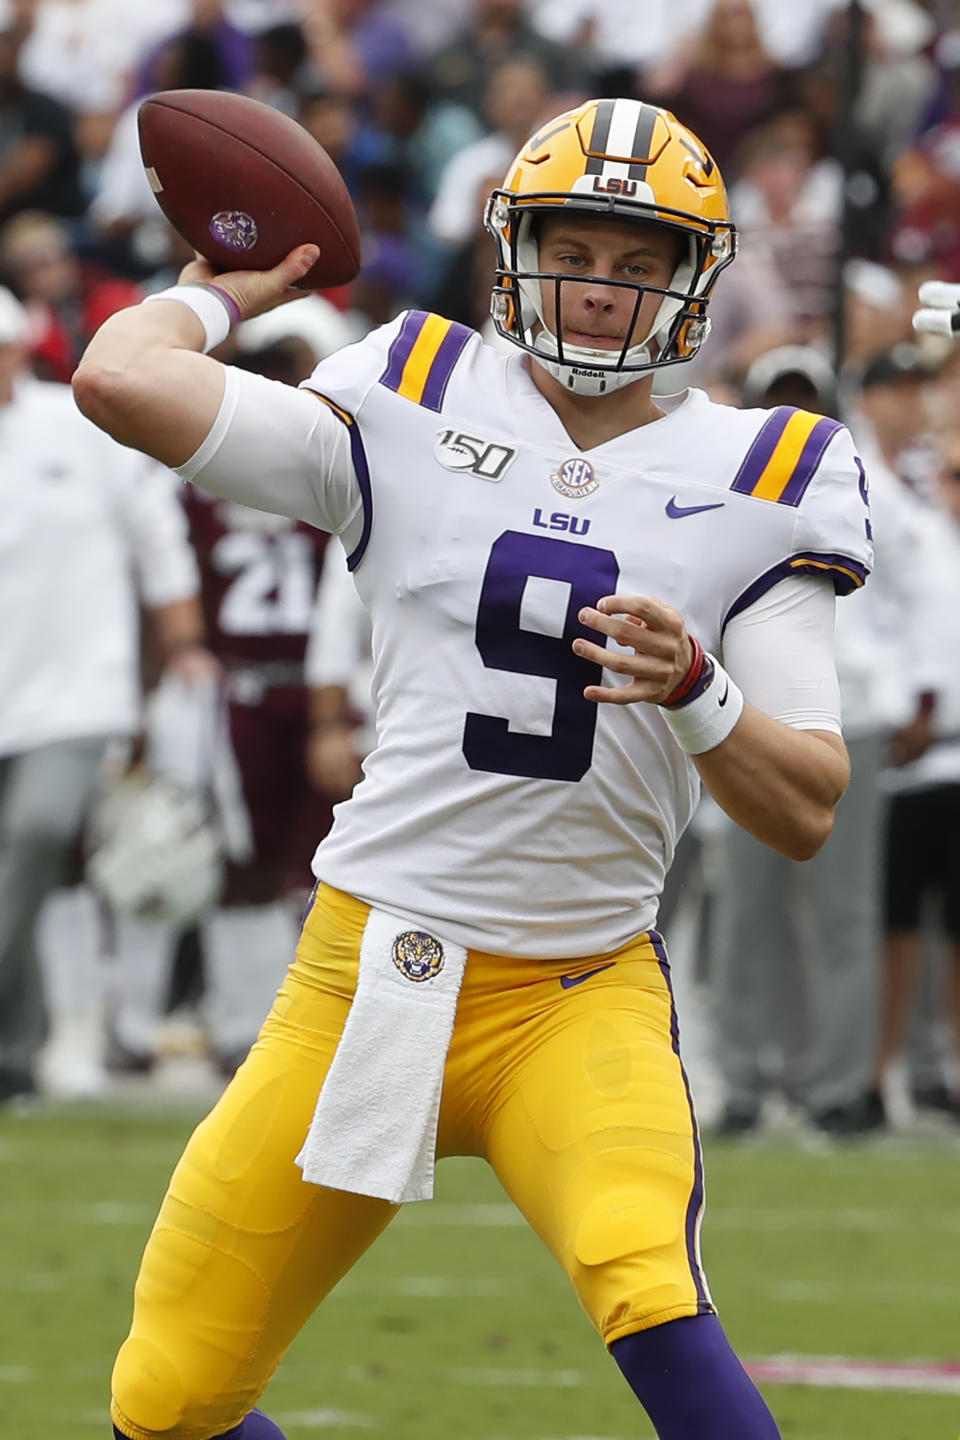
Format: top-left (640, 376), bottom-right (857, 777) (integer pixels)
top-left (295, 906), bottom-right (468, 1203)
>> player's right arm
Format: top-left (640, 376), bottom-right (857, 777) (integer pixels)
top-left (72, 244), bottom-right (320, 468)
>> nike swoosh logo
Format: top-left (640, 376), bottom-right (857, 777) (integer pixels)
top-left (665, 497), bottom-right (726, 519)
top-left (559, 962), bottom-right (616, 989)
top-left (718, 679), bottom-right (729, 707)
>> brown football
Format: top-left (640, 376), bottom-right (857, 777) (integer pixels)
top-left (137, 89), bottom-right (362, 290)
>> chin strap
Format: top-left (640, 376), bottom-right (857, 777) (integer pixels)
top-left (529, 328), bottom-right (655, 396)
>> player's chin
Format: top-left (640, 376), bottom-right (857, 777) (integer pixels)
top-left (566, 332), bottom-right (625, 351)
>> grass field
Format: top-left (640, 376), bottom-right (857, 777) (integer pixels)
top-left (1, 1103), bottom-right (959, 1440)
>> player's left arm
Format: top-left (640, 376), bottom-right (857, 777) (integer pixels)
top-left (575, 589), bottom-right (848, 862)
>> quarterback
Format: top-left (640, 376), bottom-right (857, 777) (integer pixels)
top-left (74, 101), bottom-right (871, 1440)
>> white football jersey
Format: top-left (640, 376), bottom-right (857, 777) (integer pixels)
top-left (178, 311), bottom-right (872, 957)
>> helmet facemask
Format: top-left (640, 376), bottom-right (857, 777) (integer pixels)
top-left (486, 191), bottom-right (735, 396)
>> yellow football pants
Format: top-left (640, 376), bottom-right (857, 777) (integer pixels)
top-left (112, 884), bottom-right (711, 1440)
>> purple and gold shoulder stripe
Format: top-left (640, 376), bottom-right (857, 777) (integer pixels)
top-left (379, 311), bottom-right (473, 412)
top-left (787, 550), bottom-right (868, 594)
top-left (731, 407), bottom-right (844, 507)
top-left (304, 391), bottom-right (356, 427)
top-left (724, 549), bottom-right (869, 629)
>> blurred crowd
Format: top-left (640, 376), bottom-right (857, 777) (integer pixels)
top-left (1, 0), bottom-right (960, 1139)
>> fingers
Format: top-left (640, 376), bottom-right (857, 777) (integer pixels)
top-left (274, 242), bottom-right (320, 288)
top-left (583, 680), bottom-right (648, 706)
top-left (175, 243), bottom-right (321, 321)
top-left (912, 280), bottom-right (960, 337)
top-left (178, 254), bottom-right (216, 285)
top-left (596, 593), bottom-right (671, 622)
top-left (578, 594), bottom-right (683, 657)
top-left (574, 593), bottom-right (692, 705)
top-left (573, 634), bottom-right (648, 673)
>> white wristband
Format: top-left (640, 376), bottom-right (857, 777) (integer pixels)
top-left (658, 654), bottom-right (744, 755)
top-left (142, 283), bottom-right (238, 354)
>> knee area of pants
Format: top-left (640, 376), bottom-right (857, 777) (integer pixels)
top-left (574, 1188), bottom-right (682, 1269)
top-left (112, 1337), bottom-right (191, 1436)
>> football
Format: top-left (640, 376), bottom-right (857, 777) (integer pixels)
top-left (137, 89), bottom-right (362, 290)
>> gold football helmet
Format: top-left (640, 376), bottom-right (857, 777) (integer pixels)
top-left (485, 98), bottom-right (737, 395)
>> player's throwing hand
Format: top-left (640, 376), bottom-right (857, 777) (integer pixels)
top-left (912, 280), bottom-right (960, 337)
top-left (177, 243), bottom-right (320, 324)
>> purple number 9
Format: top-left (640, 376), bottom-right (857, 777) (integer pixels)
top-left (462, 530), bottom-right (620, 781)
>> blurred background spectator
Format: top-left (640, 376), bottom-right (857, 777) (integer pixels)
top-left (0, 208), bottom-right (141, 379)
top-left (428, 0), bottom-right (584, 117)
top-left (0, 283), bottom-right (207, 1104)
top-left (711, 342), bottom-right (948, 1137)
top-left (427, 56), bottom-right (553, 250)
top-left (0, 1), bottom-right (84, 226)
top-left (649, 0), bottom-right (801, 178)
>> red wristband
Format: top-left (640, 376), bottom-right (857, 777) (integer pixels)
top-left (662, 636), bottom-right (705, 709)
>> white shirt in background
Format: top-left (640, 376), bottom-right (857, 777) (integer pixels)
top-left (0, 377), bottom-right (198, 756)
top-left (427, 133), bottom-right (514, 249)
top-left (834, 418), bottom-right (943, 738)
top-left (527, 0), bottom-right (839, 71)
top-left (19, 0), bottom-right (187, 113)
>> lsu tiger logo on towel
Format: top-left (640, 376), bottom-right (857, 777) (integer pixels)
top-left (392, 930), bottom-right (445, 982)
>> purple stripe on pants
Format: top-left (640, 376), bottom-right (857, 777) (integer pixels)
top-left (648, 929), bottom-right (711, 1311)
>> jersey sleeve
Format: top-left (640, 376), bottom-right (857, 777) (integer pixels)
top-left (301, 309), bottom-right (476, 416)
top-left (298, 311), bottom-right (476, 571)
top-left (722, 575), bottom-right (842, 734)
top-left (722, 416), bottom-right (874, 631)
top-left (175, 365), bottom-right (360, 540)
top-left (789, 422), bottom-right (874, 595)
top-left (300, 311), bottom-right (408, 412)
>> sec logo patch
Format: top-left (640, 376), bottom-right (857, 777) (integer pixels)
top-left (551, 457), bottom-right (598, 499)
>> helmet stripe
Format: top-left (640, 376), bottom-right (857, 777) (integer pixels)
top-left (605, 99), bottom-right (645, 175)
top-left (584, 98), bottom-right (615, 175)
top-left (585, 99), bottom-right (661, 184)
top-left (628, 103), bottom-right (660, 181)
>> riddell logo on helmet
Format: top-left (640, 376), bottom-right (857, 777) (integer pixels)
top-left (592, 176), bottom-right (639, 197)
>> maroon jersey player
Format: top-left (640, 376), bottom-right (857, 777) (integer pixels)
top-left (183, 489), bottom-right (334, 902)
top-left (110, 341), bottom-right (344, 1076)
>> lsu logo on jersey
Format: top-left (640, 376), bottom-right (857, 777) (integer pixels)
top-left (434, 428), bottom-right (516, 481)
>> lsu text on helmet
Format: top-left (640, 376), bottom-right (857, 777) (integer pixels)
top-left (485, 98), bottom-right (737, 396)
